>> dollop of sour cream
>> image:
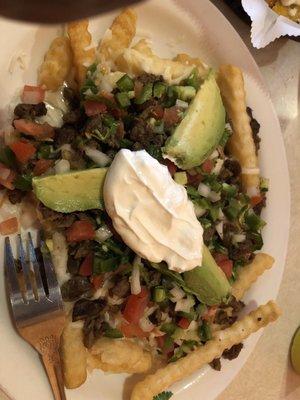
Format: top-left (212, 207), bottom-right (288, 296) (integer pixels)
top-left (103, 149), bottom-right (203, 273)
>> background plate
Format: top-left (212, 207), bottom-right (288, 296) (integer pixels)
top-left (0, 0), bottom-right (290, 399)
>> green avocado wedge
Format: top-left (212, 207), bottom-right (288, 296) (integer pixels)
top-left (32, 168), bottom-right (107, 213)
top-left (163, 72), bottom-right (226, 169)
top-left (184, 245), bottom-right (231, 305)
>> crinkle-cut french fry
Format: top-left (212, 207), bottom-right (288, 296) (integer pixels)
top-left (87, 337), bottom-right (152, 373)
top-left (231, 253), bottom-right (274, 300)
top-left (173, 53), bottom-right (208, 78)
top-left (115, 39), bottom-right (193, 84)
top-left (98, 8), bottom-right (137, 67)
top-left (217, 65), bottom-right (259, 194)
top-left (131, 301), bottom-right (281, 400)
top-left (67, 20), bottom-right (95, 86)
top-left (60, 321), bottom-right (87, 389)
top-left (38, 37), bottom-right (73, 90)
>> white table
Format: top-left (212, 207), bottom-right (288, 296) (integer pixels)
top-left (211, 2), bottom-right (300, 399)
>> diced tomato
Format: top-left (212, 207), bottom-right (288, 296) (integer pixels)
top-left (213, 253), bottom-right (233, 278)
top-left (120, 322), bottom-right (149, 338)
top-left (177, 317), bottom-right (190, 330)
top-left (21, 85), bottom-right (45, 104)
top-left (14, 119), bottom-right (54, 139)
top-left (66, 220), bottom-right (95, 242)
top-left (202, 306), bottom-right (218, 322)
top-left (163, 107), bottom-right (180, 127)
top-left (90, 275), bottom-right (104, 290)
top-left (9, 140), bottom-right (36, 164)
top-left (123, 287), bottom-right (150, 324)
top-left (151, 105), bottom-right (164, 119)
top-left (251, 195), bottom-right (263, 207)
top-left (33, 159), bottom-right (54, 176)
top-left (165, 159), bottom-right (177, 176)
top-left (79, 253), bottom-right (94, 276)
top-left (0, 217), bottom-right (19, 235)
top-left (84, 101), bottom-right (107, 116)
top-left (202, 159), bottom-right (214, 174)
top-left (187, 172), bottom-right (203, 186)
top-left (0, 164), bottom-right (16, 190)
top-left (213, 253), bottom-right (228, 264)
top-left (217, 259), bottom-right (233, 278)
top-left (156, 335), bottom-right (166, 349)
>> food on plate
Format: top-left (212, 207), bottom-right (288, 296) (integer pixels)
top-left (266, 0), bottom-right (300, 23)
top-left (131, 301), bottom-right (281, 400)
top-left (1, 7), bottom-right (280, 399)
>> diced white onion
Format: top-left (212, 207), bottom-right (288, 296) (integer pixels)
top-left (54, 159), bottom-right (70, 174)
top-left (59, 143), bottom-right (72, 152)
top-left (247, 186), bottom-right (259, 197)
top-left (94, 226), bottom-right (113, 243)
top-left (84, 147), bottom-right (111, 167)
top-left (194, 204), bottom-right (206, 218)
top-left (197, 182), bottom-right (211, 198)
top-left (174, 339), bottom-right (183, 346)
top-left (176, 99), bottom-right (189, 109)
top-left (175, 296), bottom-right (195, 312)
top-left (215, 221), bottom-right (224, 239)
top-left (130, 256), bottom-right (141, 295)
top-left (187, 320), bottom-right (198, 331)
top-left (139, 316), bottom-right (154, 332)
top-left (145, 305), bottom-right (158, 318)
top-left (212, 159), bottom-right (224, 175)
top-left (209, 191), bottom-right (221, 202)
top-left (107, 295), bottom-right (125, 305)
top-left (232, 233), bottom-right (246, 243)
top-left (209, 149), bottom-right (219, 160)
top-left (225, 122), bottom-right (232, 130)
top-left (169, 286), bottom-right (185, 302)
top-left (218, 208), bottom-right (225, 220)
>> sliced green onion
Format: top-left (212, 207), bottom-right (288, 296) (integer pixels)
top-left (104, 327), bottom-right (124, 339)
top-left (14, 174), bottom-right (32, 191)
top-left (153, 82), bottom-right (167, 98)
top-left (222, 182), bottom-right (237, 198)
top-left (160, 322), bottom-right (176, 335)
top-left (245, 211), bottom-right (266, 231)
top-left (224, 198), bottom-right (241, 221)
top-left (93, 256), bottom-right (119, 274)
top-left (184, 68), bottom-right (200, 90)
top-left (115, 92), bottom-right (131, 108)
top-left (116, 74), bottom-right (134, 92)
top-left (153, 286), bottom-right (167, 303)
top-left (135, 83), bottom-right (153, 104)
top-left (173, 86), bottom-right (196, 101)
top-left (199, 321), bottom-right (212, 342)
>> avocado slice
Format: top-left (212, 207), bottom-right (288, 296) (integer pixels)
top-left (163, 72), bottom-right (225, 169)
top-left (33, 168), bottom-right (107, 213)
top-left (184, 245), bottom-right (231, 305)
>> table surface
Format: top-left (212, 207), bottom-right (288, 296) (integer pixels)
top-left (211, 1), bottom-right (300, 400)
top-left (0, 2), bottom-right (299, 400)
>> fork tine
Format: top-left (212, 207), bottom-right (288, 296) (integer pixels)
top-left (40, 241), bottom-right (63, 305)
top-left (17, 234), bottom-right (35, 303)
top-left (27, 232), bottom-right (46, 300)
top-left (4, 237), bottom-right (23, 304)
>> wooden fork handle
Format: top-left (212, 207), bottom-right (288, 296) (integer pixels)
top-left (42, 352), bottom-right (66, 400)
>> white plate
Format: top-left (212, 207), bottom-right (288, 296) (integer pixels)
top-left (0, 0), bottom-right (290, 399)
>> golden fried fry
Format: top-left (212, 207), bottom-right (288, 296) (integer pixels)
top-left (98, 8), bottom-right (137, 67)
top-left (60, 321), bottom-right (87, 389)
top-left (38, 37), bottom-right (73, 90)
top-left (131, 301), bottom-right (281, 400)
top-left (87, 337), bottom-right (152, 373)
top-left (173, 53), bottom-right (208, 78)
top-left (231, 253), bottom-right (274, 300)
top-left (217, 65), bottom-right (260, 194)
top-left (67, 20), bottom-right (95, 87)
top-left (115, 39), bottom-right (193, 84)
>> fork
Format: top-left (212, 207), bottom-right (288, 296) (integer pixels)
top-left (4, 233), bottom-right (66, 400)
